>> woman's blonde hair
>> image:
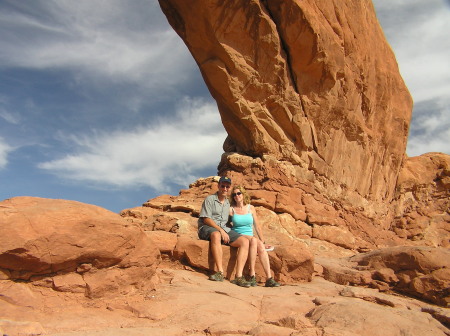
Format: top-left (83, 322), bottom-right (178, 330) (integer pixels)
top-left (229, 185), bottom-right (251, 206)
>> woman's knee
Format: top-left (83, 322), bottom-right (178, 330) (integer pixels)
top-left (235, 236), bottom-right (249, 248)
top-left (256, 240), bottom-right (265, 253)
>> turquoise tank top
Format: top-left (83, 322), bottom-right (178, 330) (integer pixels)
top-left (232, 205), bottom-right (253, 235)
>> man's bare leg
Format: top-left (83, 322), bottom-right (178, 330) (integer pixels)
top-left (210, 231), bottom-right (224, 273)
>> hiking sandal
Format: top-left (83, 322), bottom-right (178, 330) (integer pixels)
top-left (264, 277), bottom-right (280, 287)
top-left (248, 275), bottom-right (257, 287)
top-left (231, 276), bottom-right (251, 287)
top-left (208, 271), bottom-right (224, 281)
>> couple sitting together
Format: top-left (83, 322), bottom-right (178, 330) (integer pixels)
top-left (197, 176), bottom-right (280, 288)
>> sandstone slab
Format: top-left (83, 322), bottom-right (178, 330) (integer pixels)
top-left (0, 197), bottom-right (160, 298)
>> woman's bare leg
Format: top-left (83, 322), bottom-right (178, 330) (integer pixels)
top-left (248, 236), bottom-right (258, 276)
top-left (257, 239), bottom-right (272, 279)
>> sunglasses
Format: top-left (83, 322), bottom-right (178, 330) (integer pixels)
top-left (219, 184), bottom-right (231, 189)
top-left (232, 192), bottom-right (242, 197)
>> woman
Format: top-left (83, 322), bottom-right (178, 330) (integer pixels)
top-left (229, 185), bottom-right (280, 287)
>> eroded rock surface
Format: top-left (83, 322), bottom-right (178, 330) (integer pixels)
top-left (159, 0), bottom-right (413, 228)
top-left (1, 0), bottom-right (449, 334)
top-left (393, 153), bottom-right (450, 247)
top-left (1, 267), bottom-right (448, 336)
top-left (0, 197), bottom-right (160, 298)
top-left (158, 0), bottom-right (449, 249)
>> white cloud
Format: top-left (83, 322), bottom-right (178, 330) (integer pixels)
top-left (406, 97), bottom-right (450, 157)
top-left (0, 0), bottom-right (195, 91)
top-left (38, 98), bottom-right (226, 190)
top-left (407, 134), bottom-right (450, 157)
top-left (0, 95), bottom-right (20, 124)
top-left (374, 0), bottom-right (450, 103)
top-left (0, 108), bottom-right (20, 124)
top-left (373, 0), bottom-right (450, 156)
top-left (393, 11), bottom-right (450, 103)
top-left (0, 138), bottom-right (13, 169)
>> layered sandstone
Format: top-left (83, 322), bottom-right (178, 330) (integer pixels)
top-left (1, 196), bottom-right (448, 335)
top-left (159, 0), bottom-right (412, 223)
top-left (0, 197), bottom-right (160, 298)
top-left (393, 153), bottom-right (450, 247)
top-left (0, 1), bottom-right (448, 334)
top-left (122, 175), bottom-right (449, 307)
top-left (158, 0), bottom-right (449, 249)
top-left (2, 267), bottom-right (449, 335)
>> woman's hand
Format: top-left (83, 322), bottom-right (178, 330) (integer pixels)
top-left (264, 244), bottom-right (274, 251)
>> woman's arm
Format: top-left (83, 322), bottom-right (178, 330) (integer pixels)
top-left (228, 208), bottom-right (234, 227)
top-left (251, 205), bottom-right (265, 243)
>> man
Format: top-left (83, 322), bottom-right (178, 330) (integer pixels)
top-left (198, 176), bottom-right (251, 287)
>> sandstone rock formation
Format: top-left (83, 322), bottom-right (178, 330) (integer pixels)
top-left (159, 0), bottom-right (413, 230)
top-left (315, 246), bottom-right (450, 307)
top-left (122, 176), bottom-right (449, 306)
top-left (1, 265), bottom-right (449, 335)
top-left (0, 197), bottom-right (160, 298)
top-left (1, 0), bottom-right (449, 334)
top-left (157, 0), bottom-right (449, 250)
top-left (393, 153), bottom-right (450, 247)
top-left (2, 196), bottom-right (447, 335)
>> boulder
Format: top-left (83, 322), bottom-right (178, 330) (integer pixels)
top-left (149, 232), bottom-right (314, 284)
top-left (351, 246), bottom-right (450, 306)
top-left (0, 196), bottom-right (160, 298)
top-left (308, 298), bottom-right (448, 336)
top-left (393, 153), bottom-right (450, 247)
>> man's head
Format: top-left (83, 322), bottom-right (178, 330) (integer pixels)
top-left (217, 176), bottom-right (232, 199)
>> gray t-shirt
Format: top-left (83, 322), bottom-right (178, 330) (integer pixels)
top-left (198, 193), bottom-right (231, 232)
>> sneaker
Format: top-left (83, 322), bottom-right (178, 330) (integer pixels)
top-left (208, 271), bottom-right (224, 282)
top-left (231, 276), bottom-right (251, 288)
top-left (248, 275), bottom-right (257, 287)
top-left (265, 277), bottom-right (280, 287)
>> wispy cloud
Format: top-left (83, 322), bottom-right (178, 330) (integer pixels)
top-left (0, 0), bottom-right (195, 92)
top-left (0, 138), bottom-right (13, 169)
top-left (38, 98), bottom-right (226, 190)
top-left (373, 0), bottom-right (450, 156)
top-left (407, 97), bottom-right (450, 156)
top-left (0, 95), bottom-right (19, 124)
top-left (0, 108), bottom-right (20, 124)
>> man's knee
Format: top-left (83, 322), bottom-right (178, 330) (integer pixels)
top-left (210, 230), bottom-right (221, 243)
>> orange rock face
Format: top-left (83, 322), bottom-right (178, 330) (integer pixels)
top-left (159, 0), bottom-right (411, 211)
top-left (393, 153), bottom-right (450, 247)
top-left (158, 0), bottom-right (449, 249)
top-left (1, 2), bottom-right (449, 333)
top-left (0, 197), bottom-right (160, 298)
top-left (352, 246), bottom-right (450, 306)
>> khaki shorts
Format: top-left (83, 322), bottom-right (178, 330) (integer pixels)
top-left (198, 226), bottom-right (241, 245)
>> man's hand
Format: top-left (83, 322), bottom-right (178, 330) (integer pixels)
top-left (203, 217), bottom-right (229, 243)
top-left (220, 229), bottom-right (230, 244)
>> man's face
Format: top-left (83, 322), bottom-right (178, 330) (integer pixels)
top-left (218, 182), bottom-right (231, 196)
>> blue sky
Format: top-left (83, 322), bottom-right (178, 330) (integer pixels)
top-left (0, 0), bottom-right (449, 213)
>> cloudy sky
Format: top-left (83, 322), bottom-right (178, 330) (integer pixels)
top-left (0, 0), bottom-right (449, 213)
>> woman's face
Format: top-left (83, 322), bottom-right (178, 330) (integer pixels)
top-left (232, 189), bottom-right (243, 202)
